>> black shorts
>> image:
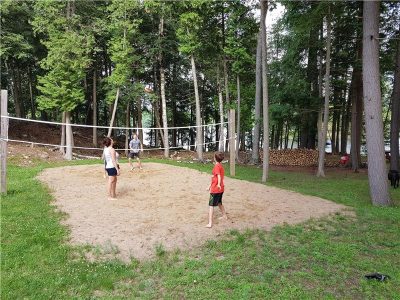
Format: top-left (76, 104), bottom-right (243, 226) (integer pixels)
top-left (106, 167), bottom-right (118, 176)
top-left (129, 152), bottom-right (140, 159)
top-left (209, 193), bottom-right (223, 206)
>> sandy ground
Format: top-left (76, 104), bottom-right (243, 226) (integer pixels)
top-left (38, 163), bottom-right (347, 261)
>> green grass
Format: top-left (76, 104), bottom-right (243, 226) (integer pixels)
top-left (2, 158), bottom-right (400, 299)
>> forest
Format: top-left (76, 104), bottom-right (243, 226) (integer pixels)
top-left (1, 0), bottom-right (399, 206)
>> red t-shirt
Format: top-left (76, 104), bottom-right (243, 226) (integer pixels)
top-left (210, 162), bottom-right (224, 194)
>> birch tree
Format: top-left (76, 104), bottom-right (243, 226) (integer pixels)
top-left (317, 7), bottom-right (332, 177)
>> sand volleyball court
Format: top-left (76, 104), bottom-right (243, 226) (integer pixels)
top-left (38, 163), bottom-right (347, 261)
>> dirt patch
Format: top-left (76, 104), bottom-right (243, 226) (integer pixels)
top-left (37, 163), bottom-right (349, 261)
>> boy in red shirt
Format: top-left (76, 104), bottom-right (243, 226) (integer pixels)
top-left (206, 152), bottom-right (228, 228)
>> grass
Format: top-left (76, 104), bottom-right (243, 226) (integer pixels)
top-left (1, 157), bottom-right (400, 299)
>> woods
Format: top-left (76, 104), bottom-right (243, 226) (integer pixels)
top-left (1, 0), bottom-right (399, 205)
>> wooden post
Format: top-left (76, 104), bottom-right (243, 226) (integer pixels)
top-left (229, 109), bottom-right (236, 176)
top-left (1, 90), bottom-right (8, 194)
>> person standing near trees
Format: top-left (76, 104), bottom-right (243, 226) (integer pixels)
top-left (206, 152), bottom-right (228, 228)
top-left (128, 133), bottom-right (143, 170)
top-left (103, 137), bottom-right (120, 200)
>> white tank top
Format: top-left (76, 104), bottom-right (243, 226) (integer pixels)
top-left (103, 147), bottom-right (116, 169)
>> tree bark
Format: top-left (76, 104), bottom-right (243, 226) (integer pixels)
top-left (362, 1), bottom-right (391, 206)
top-left (107, 88), bottom-right (120, 137)
top-left (390, 31), bottom-right (400, 171)
top-left (160, 65), bottom-right (169, 156)
top-left (350, 37), bottom-right (363, 172)
top-left (341, 91), bottom-right (351, 154)
top-left (92, 69), bottom-right (97, 146)
top-left (236, 75), bottom-right (241, 160)
top-left (217, 66), bottom-right (225, 152)
top-left (153, 65), bottom-right (164, 147)
top-left (251, 32), bottom-right (262, 164)
top-left (159, 15), bottom-right (169, 158)
top-left (11, 64), bottom-right (22, 118)
top-left (60, 111), bottom-right (66, 154)
top-left (28, 67), bottom-right (36, 119)
top-left (191, 54), bottom-right (203, 161)
top-left (223, 57), bottom-right (230, 150)
top-left (65, 111), bottom-right (73, 160)
top-left (317, 8), bottom-right (331, 177)
top-left (137, 96), bottom-right (143, 145)
top-left (260, 0), bottom-right (269, 182)
top-left (125, 102), bottom-right (130, 157)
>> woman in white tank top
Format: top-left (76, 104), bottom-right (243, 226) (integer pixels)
top-left (102, 137), bottom-right (120, 200)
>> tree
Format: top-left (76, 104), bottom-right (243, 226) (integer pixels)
top-left (260, 0), bottom-right (269, 182)
top-left (362, 0), bottom-right (391, 206)
top-left (390, 28), bottom-right (400, 172)
top-left (33, 0), bottom-right (93, 160)
top-left (177, 11), bottom-right (203, 161)
top-left (106, 0), bottom-right (140, 138)
top-left (251, 32), bottom-right (262, 164)
top-left (317, 6), bottom-right (332, 178)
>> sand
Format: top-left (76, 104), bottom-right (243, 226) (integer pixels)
top-left (37, 163), bottom-right (347, 261)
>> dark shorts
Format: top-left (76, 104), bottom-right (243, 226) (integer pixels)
top-left (209, 193), bottom-right (223, 206)
top-left (129, 152), bottom-right (140, 159)
top-left (106, 167), bottom-right (118, 176)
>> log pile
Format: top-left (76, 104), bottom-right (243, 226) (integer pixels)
top-left (267, 149), bottom-right (340, 167)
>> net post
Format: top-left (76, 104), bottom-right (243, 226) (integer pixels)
top-left (229, 109), bottom-right (236, 176)
top-left (1, 89), bottom-right (8, 194)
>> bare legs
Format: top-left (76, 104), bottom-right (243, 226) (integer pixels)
top-left (107, 175), bottom-right (117, 200)
top-left (129, 158), bottom-right (133, 170)
top-left (218, 204), bottom-right (228, 220)
top-left (206, 204), bottom-right (227, 228)
top-left (206, 206), bottom-right (214, 228)
top-left (129, 157), bottom-right (142, 170)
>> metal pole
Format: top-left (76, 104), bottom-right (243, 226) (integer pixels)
top-left (1, 90), bottom-right (8, 194)
top-left (229, 109), bottom-right (236, 176)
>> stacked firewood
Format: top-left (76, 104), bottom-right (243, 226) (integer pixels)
top-left (267, 149), bottom-right (340, 167)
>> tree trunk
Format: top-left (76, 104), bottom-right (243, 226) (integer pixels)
top-left (137, 96), bottom-right (143, 145)
top-left (331, 106), bottom-right (337, 153)
top-left (107, 88), bottom-right (120, 137)
top-left (60, 111), bottom-right (66, 154)
top-left (317, 8), bottom-right (331, 177)
top-left (159, 15), bottom-right (169, 158)
top-left (153, 66), bottom-right (164, 146)
top-left (352, 78), bottom-right (364, 171)
top-left (11, 64), bottom-right (22, 118)
top-left (125, 102), bottom-right (130, 157)
top-left (92, 69), bottom-right (97, 146)
top-left (251, 32), bottom-right (262, 164)
top-left (362, 1), bottom-right (391, 206)
top-left (28, 67), bottom-right (36, 119)
top-left (260, 0), bottom-right (269, 182)
top-left (350, 36), bottom-right (364, 172)
top-left (335, 110), bottom-right (340, 153)
top-left (191, 55), bottom-right (203, 161)
top-left (284, 122), bottom-right (289, 149)
top-left (341, 92), bottom-right (351, 154)
top-left (65, 111), bottom-right (73, 160)
top-left (218, 66), bottom-right (224, 152)
top-left (390, 30), bottom-right (400, 171)
top-left (172, 65), bottom-right (178, 148)
top-left (160, 65), bottom-right (169, 157)
top-left (271, 125), bottom-right (275, 149)
top-left (236, 75), bottom-right (241, 160)
top-left (223, 57), bottom-right (230, 150)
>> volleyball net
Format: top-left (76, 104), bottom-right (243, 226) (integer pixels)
top-left (1, 115), bottom-right (229, 153)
